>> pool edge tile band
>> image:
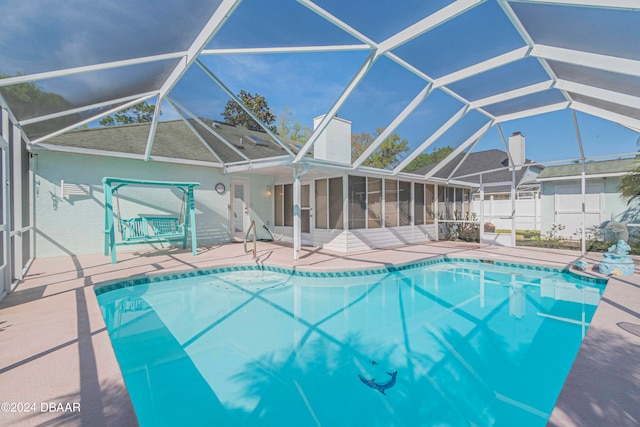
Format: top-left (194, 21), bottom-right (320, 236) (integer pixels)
top-left (93, 257), bottom-right (607, 296)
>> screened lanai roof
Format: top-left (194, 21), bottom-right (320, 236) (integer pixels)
top-left (1, 0), bottom-right (639, 180)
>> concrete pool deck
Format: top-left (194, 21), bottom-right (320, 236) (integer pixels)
top-left (0, 241), bottom-right (638, 426)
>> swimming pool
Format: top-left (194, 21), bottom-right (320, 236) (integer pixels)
top-left (96, 257), bottom-right (606, 426)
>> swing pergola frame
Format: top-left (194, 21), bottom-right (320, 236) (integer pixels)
top-left (103, 177), bottom-right (200, 264)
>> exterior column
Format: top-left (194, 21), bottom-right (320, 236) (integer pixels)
top-left (479, 174), bottom-right (484, 246)
top-left (581, 162), bottom-right (586, 255)
top-left (343, 174), bottom-right (349, 250)
top-left (188, 186), bottom-right (197, 256)
top-left (12, 124), bottom-right (23, 281)
top-left (103, 181), bottom-right (111, 256)
top-left (0, 110), bottom-right (11, 297)
top-left (434, 184), bottom-right (439, 240)
top-left (511, 169), bottom-right (516, 247)
top-left (293, 167), bottom-right (301, 260)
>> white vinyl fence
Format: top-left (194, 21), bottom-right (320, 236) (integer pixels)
top-left (471, 196), bottom-right (541, 231)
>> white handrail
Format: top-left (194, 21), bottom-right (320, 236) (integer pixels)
top-left (243, 220), bottom-right (257, 259)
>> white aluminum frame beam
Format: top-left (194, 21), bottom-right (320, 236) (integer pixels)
top-left (424, 120), bottom-right (494, 180)
top-left (392, 105), bottom-right (469, 174)
top-left (572, 109), bottom-right (587, 254)
top-left (158, 0), bottom-right (243, 99)
top-left (29, 93), bottom-right (157, 145)
top-left (166, 99), bottom-right (225, 165)
top-left (352, 84), bottom-right (433, 169)
top-left (532, 45), bottom-right (640, 78)
top-left (144, 94), bottom-right (162, 161)
top-left (201, 45), bottom-right (371, 55)
top-left (496, 101), bottom-right (570, 123)
top-left (469, 80), bottom-right (553, 109)
top-left (19, 91), bottom-right (160, 126)
top-left (446, 137), bottom-right (482, 182)
top-left (507, 0), bottom-right (640, 10)
top-left (434, 46), bottom-right (530, 87)
top-left (557, 79), bottom-right (640, 110)
top-left (572, 102), bottom-right (640, 130)
top-left (496, 123), bottom-right (516, 167)
top-left (377, 0), bottom-right (483, 55)
top-left (385, 52), bottom-right (497, 120)
top-left (573, 108), bottom-right (585, 161)
top-left (498, 1), bottom-right (571, 105)
top-left (223, 156), bottom-right (293, 174)
top-left (167, 96), bottom-right (251, 161)
top-left (33, 143), bottom-right (224, 168)
top-left (0, 52), bottom-right (186, 88)
top-left (297, 0), bottom-right (377, 47)
top-left (195, 59), bottom-right (295, 156)
top-left (293, 50), bottom-right (378, 163)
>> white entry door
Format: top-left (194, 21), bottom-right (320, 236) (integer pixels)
top-left (230, 179), bottom-right (251, 241)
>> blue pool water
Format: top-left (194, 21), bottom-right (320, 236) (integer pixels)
top-left (96, 259), bottom-right (606, 426)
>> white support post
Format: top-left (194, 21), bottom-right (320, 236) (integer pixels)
top-left (29, 151), bottom-right (35, 261)
top-left (534, 191), bottom-right (540, 231)
top-left (434, 184), bottom-right (439, 241)
top-left (479, 174), bottom-right (484, 246)
top-left (343, 173), bottom-right (349, 251)
top-left (581, 164), bottom-right (587, 255)
top-left (511, 169), bottom-right (516, 247)
top-left (410, 180), bottom-right (415, 242)
top-left (381, 179), bottom-right (386, 228)
top-left (1, 110), bottom-right (11, 297)
top-left (12, 124), bottom-right (23, 282)
top-left (144, 94), bottom-right (162, 161)
top-left (572, 109), bottom-right (587, 255)
top-left (293, 167), bottom-right (302, 261)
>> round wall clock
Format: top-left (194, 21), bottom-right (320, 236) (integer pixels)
top-left (215, 183), bottom-right (226, 195)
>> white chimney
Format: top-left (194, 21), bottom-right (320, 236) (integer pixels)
top-left (312, 115), bottom-right (351, 164)
top-left (508, 132), bottom-right (525, 171)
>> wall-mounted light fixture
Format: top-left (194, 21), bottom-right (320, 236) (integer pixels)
top-left (265, 185), bottom-right (272, 197)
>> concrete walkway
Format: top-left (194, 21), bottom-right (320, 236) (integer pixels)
top-left (0, 242), bottom-right (637, 426)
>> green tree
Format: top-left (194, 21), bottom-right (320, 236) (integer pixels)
top-left (276, 106), bottom-right (311, 143)
top-left (99, 102), bottom-right (155, 126)
top-left (0, 74), bottom-right (72, 119)
top-left (403, 145), bottom-right (456, 172)
top-left (222, 90), bottom-right (277, 133)
top-left (351, 128), bottom-right (409, 169)
top-left (618, 165), bottom-right (640, 201)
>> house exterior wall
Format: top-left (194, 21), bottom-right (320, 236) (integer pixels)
top-left (34, 151), bottom-right (274, 257)
top-left (272, 171), bottom-right (439, 252)
top-left (273, 225), bottom-right (436, 252)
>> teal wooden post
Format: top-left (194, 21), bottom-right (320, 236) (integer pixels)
top-left (188, 186), bottom-right (197, 256)
top-left (181, 187), bottom-right (188, 250)
top-left (108, 186), bottom-right (117, 264)
top-left (104, 181), bottom-right (117, 263)
top-left (103, 181), bottom-right (110, 256)
top-left (101, 177), bottom-right (199, 263)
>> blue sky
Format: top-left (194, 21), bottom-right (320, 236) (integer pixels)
top-left (167, 49), bottom-right (639, 165)
top-left (164, 0), bottom-right (639, 165)
top-left (3, 0), bottom-right (636, 164)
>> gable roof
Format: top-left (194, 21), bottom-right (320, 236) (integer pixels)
top-left (537, 158), bottom-right (639, 180)
top-left (412, 149), bottom-right (540, 192)
top-left (40, 119), bottom-right (293, 165)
